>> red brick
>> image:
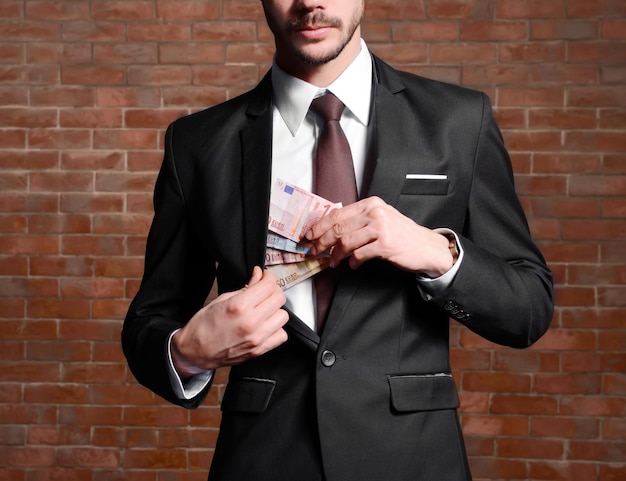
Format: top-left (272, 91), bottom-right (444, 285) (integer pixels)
top-left (531, 416), bottom-right (600, 439)
top-left (62, 363), bottom-right (127, 384)
top-left (95, 256), bottom-right (144, 278)
top-left (562, 220), bottom-right (626, 241)
top-left (28, 425), bottom-right (91, 446)
top-left (0, 21), bottom-right (61, 41)
top-left (91, 1), bottom-right (155, 21)
top-left (561, 395), bottom-right (626, 417)
top-left (0, 129), bottom-right (27, 148)
top-left (26, 1), bottom-right (89, 21)
top-left (463, 64), bottom-right (530, 85)
top-left (59, 193), bottom-right (123, 214)
top-left (461, 21), bottom-right (528, 41)
top-left (599, 464), bottom-right (626, 481)
top-left (156, 0), bottom-right (219, 20)
top-left (541, 243), bottom-right (599, 264)
top-left (193, 21), bottom-right (257, 42)
top-left (569, 440), bottom-right (626, 462)
top-left (366, 43), bottom-right (428, 65)
top-left (569, 86), bottom-right (626, 107)
top-left (127, 152), bottom-right (163, 172)
top-left (462, 415), bottom-right (529, 436)
top-left (0, 235), bottom-right (59, 255)
top-left (124, 109), bottom-right (188, 129)
top-left (30, 86), bottom-right (94, 107)
top-left (599, 286), bottom-right (626, 307)
top-left (61, 21), bottom-right (126, 42)
top-left (0, 64), bottom-right (60, 85)
top-left (497, 87), bottom-right (565, 108)
top-left (93, 129), bottom-right (159, 150)
top-left (528, 461), bottom-right (598, 481)
top-left (57, 447), bottom-right (121, 468)
top-left (552, 285), bottom-right (597, 306)
top-left (602, 19), bottom-right (626, 39)
top-left (497, 0), bottom-right (564, 19)
top-left (0, 1), bottom-right (22, 19)
top-left (0, 361), bottom-right (61, 383)
top-left (225, 42), bottom-right (275, 64)
top-left (463, 372), bottom-right (531, 393)
top-left (534, 373), bottom-right (602, 395)
top-left (0, 403), bottom-right (57, 424)
top-left (0, 86), bottom-right (28, 105)
top-left (530, 197), bottom-right (600, 218)
top-left (531, 20), bottom-right (598, 40)
top-left (62, 65), bottom-right (125, 85)
top-left (567, 0), bottom-right (626, 18)
top-left (498, 436), bottom-right (564, 459)
top-left (159, 43), bottom-right (224, 65)
top-left (94, 43), bottom-right (157, 64)
top-left (603, 416), bottom-right (626, 442)
top-left (500, 42), bottom-right (566, 63)
top-left (492, 394), bottom-right (558, 415)
top-left (58, 319), bottom-right (120, 341)
top-left (30, 256), bottom-right (95, 277)
top-left (0, 446), bottom-right (55, 467)
top-left (568, 41), bottom-right (626, 63)
top-left (127, 22), bottom-right (191, 42)
top-left (192, 65), bottom-right (259, 87)
top-left (0, 108), bottom-right (58, 127)
top-left (96, 87), bottom-right (160, 108)
top-left (127, 66), bottom-right (192, 86)
top-left (124, 448), bottom-right (187, 469)
top-left (514, 174), bottom-right (567, 195)
top-left (95, 172), bottom-right (157, 193)
top-left (61, 278), bottom-right (125, 299)
top-left (532, 153), bottom-right (601, 174)
top-left (24, 382), bottom-right (90, 403)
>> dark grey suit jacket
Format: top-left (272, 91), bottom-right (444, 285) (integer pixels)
top-left (122, 55), bottom-right (553, 481)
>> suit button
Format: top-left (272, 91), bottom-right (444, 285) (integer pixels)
top-left (321, 350), bottom-right (336, 367)
top-left (443, 301), bottom-right (456, 311)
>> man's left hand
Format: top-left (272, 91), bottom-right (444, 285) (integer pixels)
top-left (304, 196), bottom-right (454, 278)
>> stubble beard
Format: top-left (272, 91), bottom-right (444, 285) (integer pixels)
top-left (280, 11), bottom-right (362, 66)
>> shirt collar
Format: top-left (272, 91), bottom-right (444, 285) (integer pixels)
top-left (271, 39), bottom-right (373, 136)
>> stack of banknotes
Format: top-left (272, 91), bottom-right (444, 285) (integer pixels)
top-left (265, 179), bottom-right (341, 290)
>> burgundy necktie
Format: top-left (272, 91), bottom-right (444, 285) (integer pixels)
top-left (310, 93), bottom-right (358, 328)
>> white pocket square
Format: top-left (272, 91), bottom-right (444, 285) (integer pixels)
top-left (405, 174), bottom-right (448, 180)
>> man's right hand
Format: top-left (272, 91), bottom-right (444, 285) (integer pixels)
top-left (171, 266), bottom-right (289, 379)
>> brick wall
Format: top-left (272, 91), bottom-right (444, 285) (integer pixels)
top-left (1, 1), bottom-right (624, 480)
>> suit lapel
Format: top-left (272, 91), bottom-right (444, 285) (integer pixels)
top-left (241, 105), bottom-right (273, 271)
top-left (365, 57), bottom-right (414, 205)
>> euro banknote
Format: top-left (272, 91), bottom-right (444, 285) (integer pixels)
top-left (266, 257), bottom-right (331, 291)
top-left (268, 179), bottom-right (341, 242)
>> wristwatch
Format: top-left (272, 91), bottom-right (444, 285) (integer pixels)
top-left (444, 233), bottom-right (459, 264)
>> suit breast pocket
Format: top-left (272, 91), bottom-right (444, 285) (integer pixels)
top-left (401, 177), bottom-right (450, 196)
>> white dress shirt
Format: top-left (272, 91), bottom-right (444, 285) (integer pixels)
top-left (168, 40), bottom-right (463, 399)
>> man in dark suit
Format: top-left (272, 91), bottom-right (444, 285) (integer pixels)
top-left (122, 0), bottom-right (554, 480)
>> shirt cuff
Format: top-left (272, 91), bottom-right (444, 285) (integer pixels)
top-left (416, 229), bottom-right (464, 298)
top-left (166, 329), bottom-right (214, 400)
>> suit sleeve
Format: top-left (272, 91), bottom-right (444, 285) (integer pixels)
top-left (428, 94), bottom-right (554, 348)
top-left (122, 123), bottom-right (216, 408)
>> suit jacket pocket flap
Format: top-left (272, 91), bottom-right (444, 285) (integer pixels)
top-left (388, 374), bottom-right (459, 412)
top-left (401, 178), bottom-right (449, 195)
top-left (221, 377), bottom-right (276, 414)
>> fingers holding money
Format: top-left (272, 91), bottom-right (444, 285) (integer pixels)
top-left (172, 267), bottom-right (289, 376)
top-left (304, 196), bottom-right (454, 275)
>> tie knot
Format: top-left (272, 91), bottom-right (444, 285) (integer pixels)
top-left (311, 92), bottom-right (345, 122)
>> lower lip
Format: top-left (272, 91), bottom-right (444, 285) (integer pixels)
top-left (297, 27), bottom-right (332, 39)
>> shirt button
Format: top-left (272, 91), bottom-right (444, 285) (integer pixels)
top-left (321, 350), bottom-right (336, 367)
